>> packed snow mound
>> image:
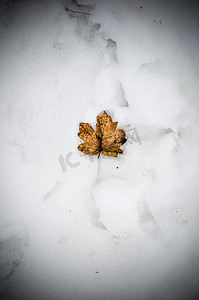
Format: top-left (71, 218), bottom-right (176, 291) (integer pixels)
top-left (93, 178), bottom-right (140, 236)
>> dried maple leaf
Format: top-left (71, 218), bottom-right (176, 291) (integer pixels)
top-left (78, 111), bottom-right (127, 157)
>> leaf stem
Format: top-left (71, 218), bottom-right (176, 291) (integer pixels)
top-left (96, 154), bottom-right (101, 182)
top-left (65, 7), bottom-right (91, 15)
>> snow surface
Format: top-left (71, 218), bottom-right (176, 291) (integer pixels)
top-left (0, 0), bottom-right (199, 299)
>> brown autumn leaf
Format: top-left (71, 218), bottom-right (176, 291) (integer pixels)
top-left (77, 111), bottom-right (127, 157)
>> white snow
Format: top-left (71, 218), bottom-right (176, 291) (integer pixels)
top-left (0, 0), bottom-right (199, 299)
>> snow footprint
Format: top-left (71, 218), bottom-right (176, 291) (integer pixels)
top-left (93, 178), bottom-right (140, 236)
